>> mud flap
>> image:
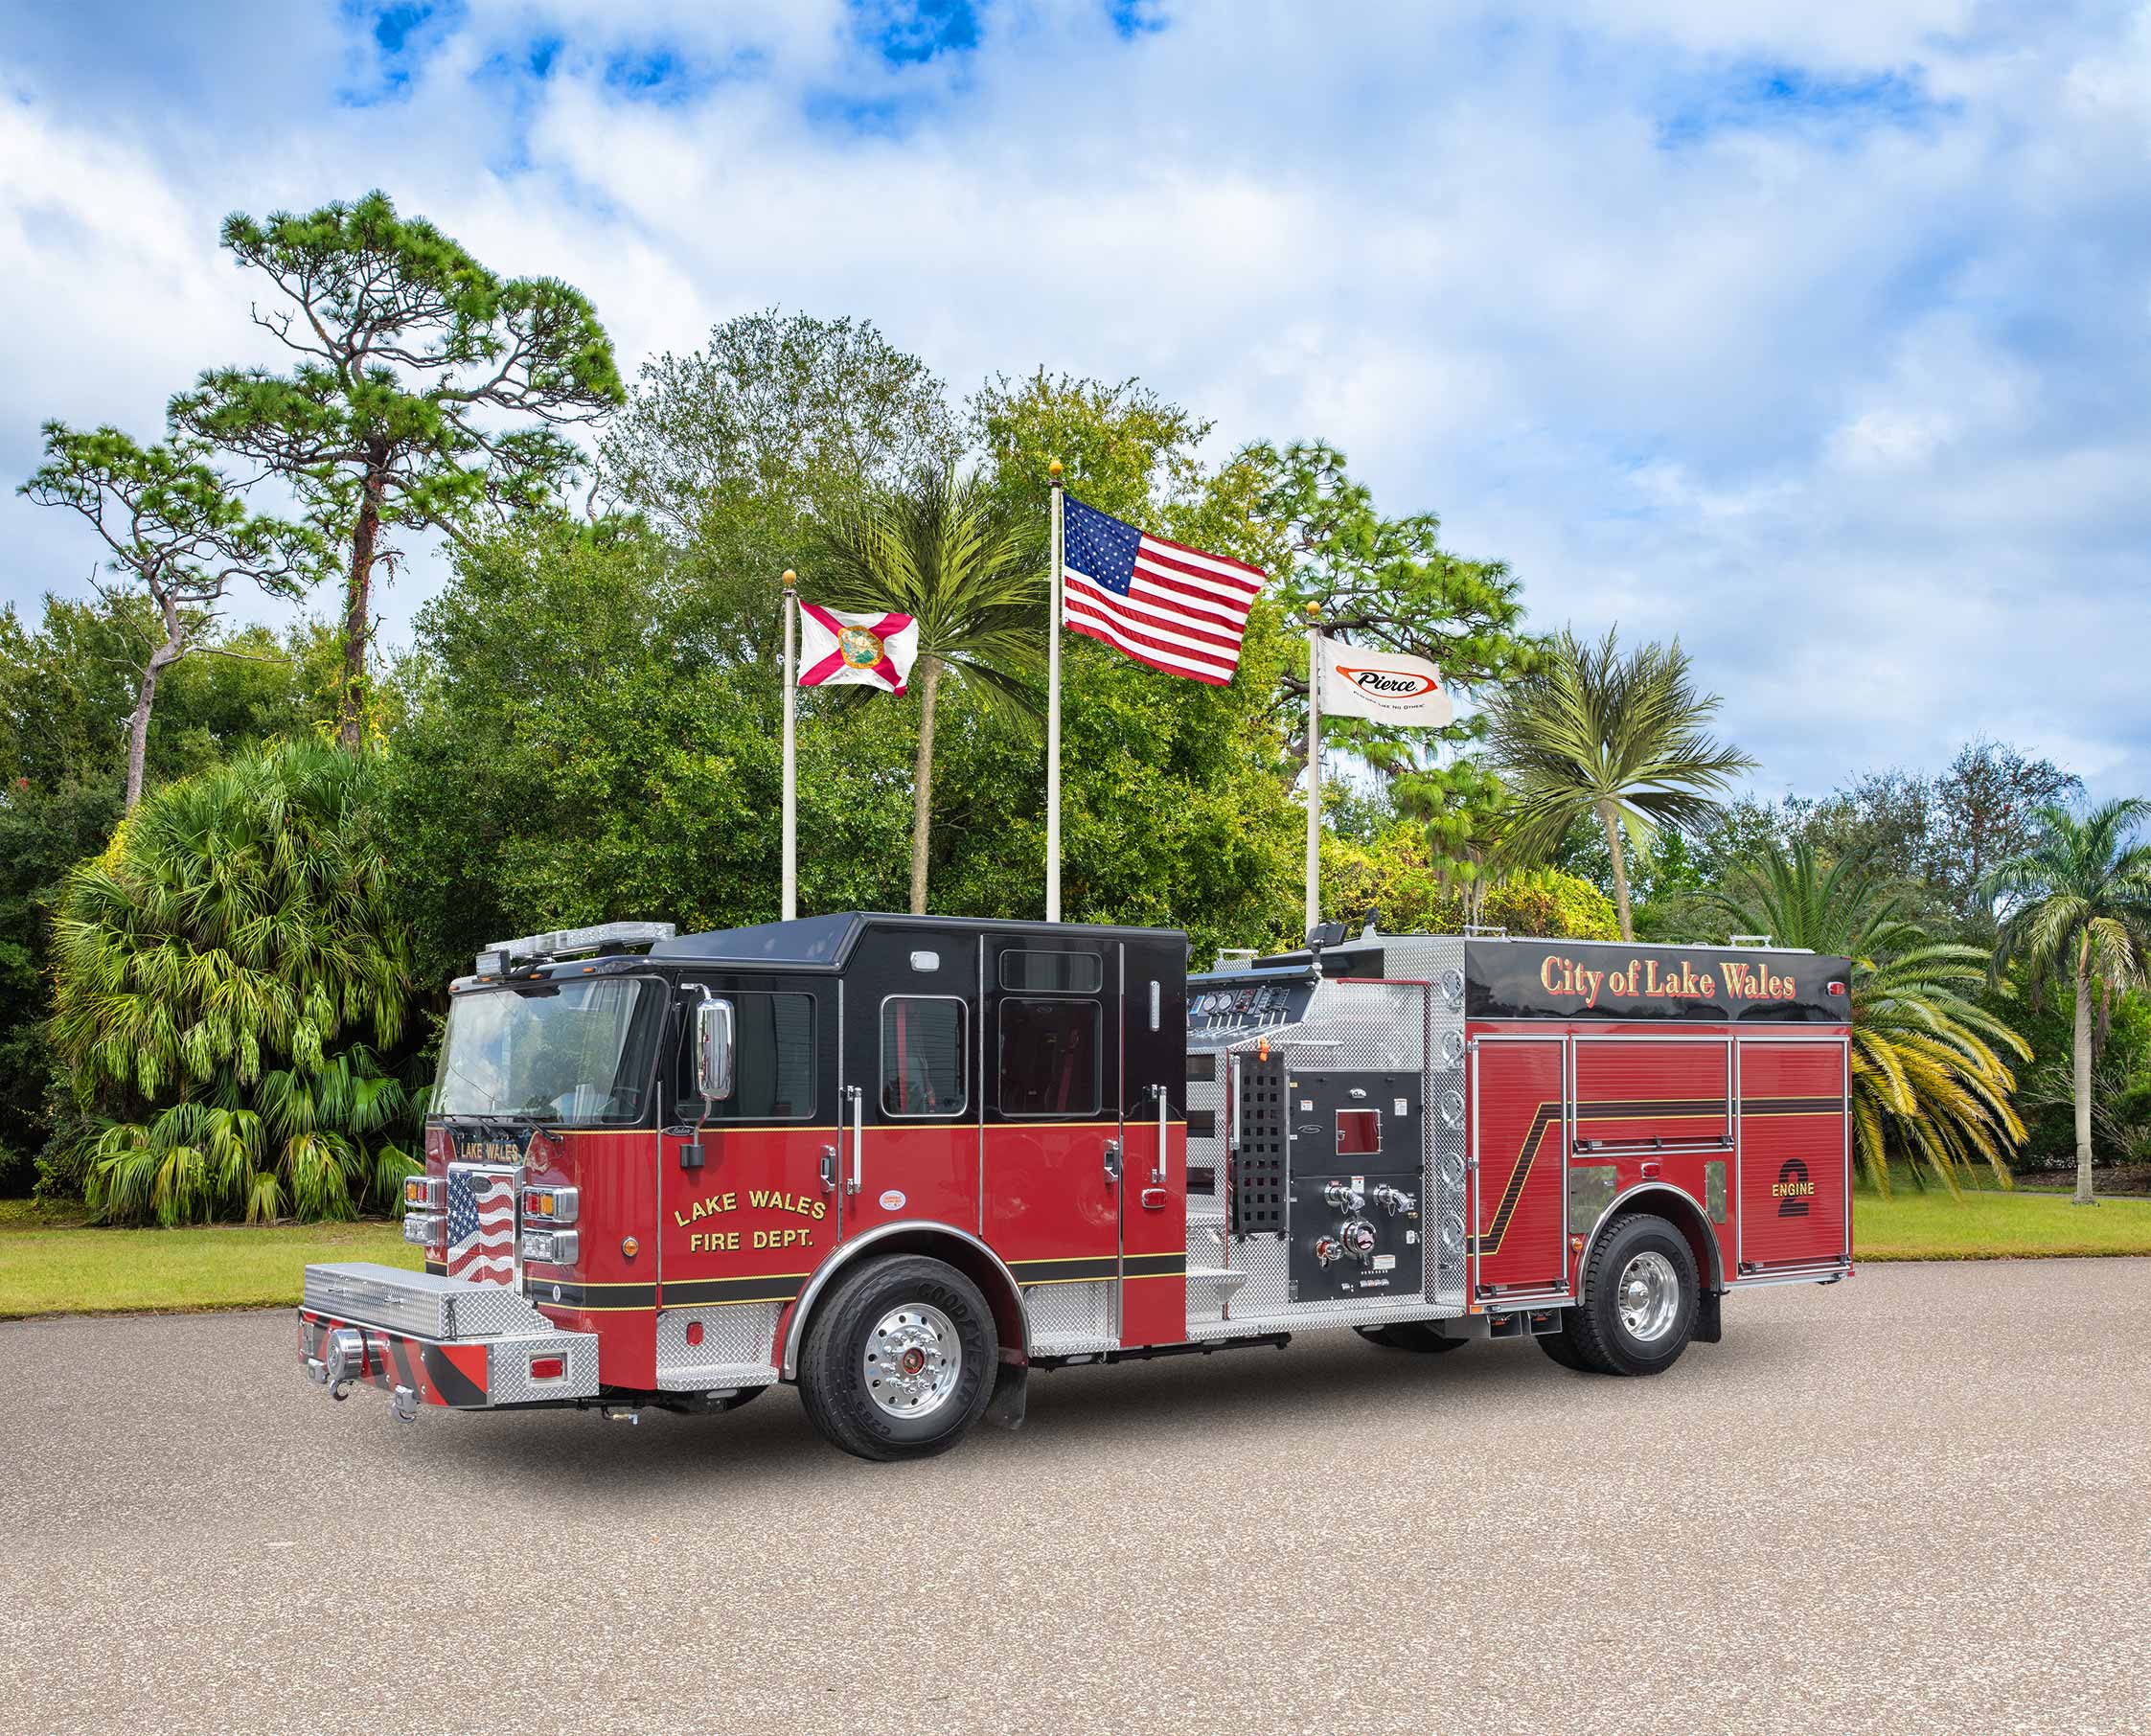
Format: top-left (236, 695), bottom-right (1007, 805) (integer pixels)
top-left (983, 1359), bottom-right (1028, 1431)
top-left (1694, 1289), bottom-right (1723, 1345)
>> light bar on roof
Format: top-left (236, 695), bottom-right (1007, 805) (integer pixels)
top-left (474, 921), bottom-right (677, 975)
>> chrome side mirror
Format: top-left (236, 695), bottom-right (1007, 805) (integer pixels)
top-left (694, 997), bottom-right (736, 1102)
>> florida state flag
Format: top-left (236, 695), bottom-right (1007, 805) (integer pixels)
top-left (797, 605), bottom-right (920, 695)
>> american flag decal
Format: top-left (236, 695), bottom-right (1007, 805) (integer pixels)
top-left (1061, 493), bottom-right (1265, 685)
top-left (446, 1171), bottom-right (516, 1284)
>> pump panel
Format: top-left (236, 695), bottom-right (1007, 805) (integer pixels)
top-left (1283, 1069), bottom-right (1425, 1302)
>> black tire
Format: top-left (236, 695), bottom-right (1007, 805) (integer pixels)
top-left (1357, 1322), bottom-right (1468, 1354)
top-left (796, 1255), bottom-right (997, 1461)
top-left (1536, 1314), bottom-right (1595, 1371)
top-left (1567, 1212), bottom-right (1699, 1377)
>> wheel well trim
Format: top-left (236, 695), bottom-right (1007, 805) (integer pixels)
top-left (1578, 1181), bottom-right (1726, 1292)
top-left (779, 1220), bottom-right (1030, 1381)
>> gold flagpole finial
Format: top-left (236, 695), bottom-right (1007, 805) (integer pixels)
top-left (1306, 602), bottom-right (1321, 621)
top-left (782, 569), bottom-right (796, 589)
top-left (1047, 458), bottom-right (1063, 481)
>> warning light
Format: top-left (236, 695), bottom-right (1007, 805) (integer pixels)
top-left (529, 1356), bottom-right (566, 1381)
top-left (1826, 981), bottom-right (1847, 995)
top-left (685, 1320), bottom-right (704, 1348)
top-left (1257, 1037), bottom-right (1270, 1062)
top-left (621, 1236), bottom-right (640, 1259)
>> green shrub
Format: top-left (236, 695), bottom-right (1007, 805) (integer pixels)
top-left (49, 741), bottom-right (419, 1223)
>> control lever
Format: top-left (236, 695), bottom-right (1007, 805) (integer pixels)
top-left (1372, 1184), bottom-right (1417, 1216)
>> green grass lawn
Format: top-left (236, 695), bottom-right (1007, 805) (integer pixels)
top-left (0, 1200), bottom-right (420, 1318)
top-left (1855, 1182), bottom-right (2151, 1261)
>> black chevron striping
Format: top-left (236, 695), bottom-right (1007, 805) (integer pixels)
top-left (1473, 1092), bottom-right (1842, 1256)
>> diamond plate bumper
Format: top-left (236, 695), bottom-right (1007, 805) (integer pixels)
top-left (298, 1262), bottom-right (599, 1408)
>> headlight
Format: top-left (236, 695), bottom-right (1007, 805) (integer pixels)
top-left (521, 1228), bottom-right (579, 1265)
top-left (402, 1212), bottom-right (444, 1245)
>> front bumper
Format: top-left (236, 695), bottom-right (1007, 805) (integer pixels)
top-left (298, 1261), bottom-right (600, 1410)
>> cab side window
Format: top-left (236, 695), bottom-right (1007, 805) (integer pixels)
top-left (674, 991), bottom-right (815, 1121)
top-left (999, 998), bottom-right (1102, 1117)
top-left (881, 996), bottom-right (968, 1118)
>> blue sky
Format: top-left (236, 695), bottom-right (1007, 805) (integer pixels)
top-left (2, 0), bottom-right (2147, 802)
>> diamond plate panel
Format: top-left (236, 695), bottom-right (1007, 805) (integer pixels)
top-left (302, 1261), bottom-right (553, 1340)
top-left (654, 1304), bottom-right (784, 1389)
top-left (1287, 980), bottom-right (1430, 1073)
top-left (1025, 1278), bottom-right (1115, 1353)
top-left (485, 1331), bottom-right (602, 1404)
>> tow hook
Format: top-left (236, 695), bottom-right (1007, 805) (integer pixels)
top-left (321, 1327), bottom-right (368, 1402)
top-left (390, 1384), bottom-right (420, 1424)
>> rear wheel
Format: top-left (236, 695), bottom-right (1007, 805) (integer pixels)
top-left (1567, 1213), bottom-right (1699, 1376)
top-left (797, 1255), bottom-right (997, 1461)
top-left (1356, 1322), bottom-right (1468, 1354)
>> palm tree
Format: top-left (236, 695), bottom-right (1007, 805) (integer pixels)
top-left (1484, 627), bottom-right (1754, 940)
top-left (1708, 840), bottom-right (2027, 1195)
top-left (812, 468), bottom-right (1043, 913)
top-left (1984, 800), bottom-right (2151, 1205)
top-left (49, 740), bottom-right (418, 1223)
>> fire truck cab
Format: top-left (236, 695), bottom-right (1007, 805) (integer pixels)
top-left (300, 913), bottom-right (1854, 1460)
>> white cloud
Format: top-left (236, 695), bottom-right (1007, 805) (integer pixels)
top-left (1, 0), bottom-right (2147, 805)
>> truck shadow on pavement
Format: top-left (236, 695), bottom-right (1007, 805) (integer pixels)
top-left (375, 1326), bottom-right (1766, 1496)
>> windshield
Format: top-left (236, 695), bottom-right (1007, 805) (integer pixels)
top-left (433, 977), bottom-right (663, 1126)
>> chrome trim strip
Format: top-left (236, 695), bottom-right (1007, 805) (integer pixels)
top-left (778, 1219), bottom-right (1031, 1381)
top-left (1729, 1266), bottom-right (1851, 1290)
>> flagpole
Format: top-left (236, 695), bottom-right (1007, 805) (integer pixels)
top-left (781, 569), bottom-right (797, 923)
top-left (1304, 601), bottom-right (1322, 941)
top-left (1046, 458), bottom-right (1064, 924)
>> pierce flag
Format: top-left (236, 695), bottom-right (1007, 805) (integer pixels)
top-left (1316, 636), bottom-right (1453, 727)
top-left (797, 605), bottom-right (920, 695)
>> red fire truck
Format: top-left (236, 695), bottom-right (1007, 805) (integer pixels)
top-left (300, 913), bottom-right (1854, 1460)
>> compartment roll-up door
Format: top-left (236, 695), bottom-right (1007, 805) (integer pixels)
top-left (1572, 1039), bottom-right (1729, 1152)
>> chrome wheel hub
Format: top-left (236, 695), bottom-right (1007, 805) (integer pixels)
top-left (1615, 1250), bottom-right (1681, 1343)
top-left (862, 1302), bottom-right (960, 1419)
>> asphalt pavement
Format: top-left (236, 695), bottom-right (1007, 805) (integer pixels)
top-left (2, 1258), bottom-right (2146, 1736)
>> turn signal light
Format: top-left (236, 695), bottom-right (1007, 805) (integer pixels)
top-left (521, 1185), bottom-right (580, 1224)
top-left (529, 1356), bottom-right (565, 1381)
top-left (402, 1175), bottom-right (444, 1211)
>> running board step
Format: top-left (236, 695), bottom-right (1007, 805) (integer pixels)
top-left (1184, 1268), bottom-right (1248, 1295)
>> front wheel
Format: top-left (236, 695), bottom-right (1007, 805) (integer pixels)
top-left (1567, 1213), bottom-right (1699, 1376)
top-left (796, 1255), bottom-right (997, 1461)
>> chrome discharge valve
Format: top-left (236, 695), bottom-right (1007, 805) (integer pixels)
top-left (1313, 1234), bottom-right (1344, 1267)
top-left (1323, 1181), bottom-right (1365, 1213)
top-left (1339, 1219), bottom-right (1379, 1263)
top-left (1372, 1184), bottom-right (1417, 1216)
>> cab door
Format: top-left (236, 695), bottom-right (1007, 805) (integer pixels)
top-left (837, 926), bottom-right (982, 1240)
top-left (981, 933), bottom-right (1123, 1340)
top-left (657, 975), bottom-right (840, 1323)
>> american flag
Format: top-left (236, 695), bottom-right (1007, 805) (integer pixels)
top-left (1061, 494), bottom-right (1266, 685)
top-left (446, 1171), bottom-right (516, 1284)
